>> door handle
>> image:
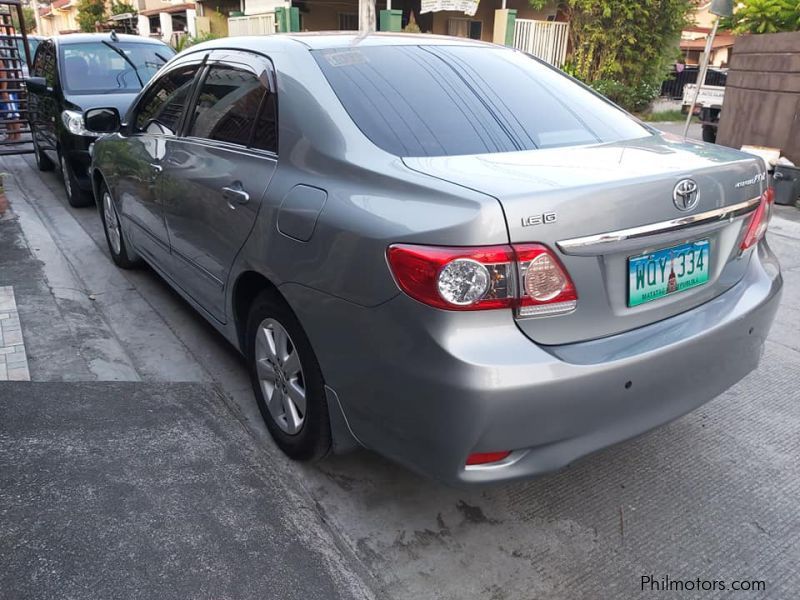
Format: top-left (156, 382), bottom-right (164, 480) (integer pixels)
top-left (222, 185), bottom-right (250, 207)
top-left (150, 163), bottom-right (163, 174)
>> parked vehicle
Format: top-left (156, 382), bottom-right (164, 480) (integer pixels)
top-left (682, 82), bottom-right (725, 143)
top-left (660, 65), bottom-right (727, 100)
top-left (86, 34), bottom-right (781, 485)
top-left (26, 33), bottom-right (174, 207)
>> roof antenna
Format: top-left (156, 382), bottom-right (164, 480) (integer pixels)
top-left (110, 30), bottom-right (119, 42)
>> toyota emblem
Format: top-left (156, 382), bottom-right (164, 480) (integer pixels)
top-left (673, 179), bottom-right (699, 211)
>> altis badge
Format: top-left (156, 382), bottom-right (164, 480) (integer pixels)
top-left (521, 212), bottom-right (557, 227)
top-left (735, 172), bottom-right (767, 189)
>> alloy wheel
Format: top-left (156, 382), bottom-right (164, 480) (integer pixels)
top-left (254, 318), bottom-right (307, 435)
top-left (103, 191), bottom-right (121, 255)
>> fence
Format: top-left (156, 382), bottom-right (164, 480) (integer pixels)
top-left (512, 19), bottom-right (569, 68)
top-left (227, 13), bottom-right (276, 36)
top-left (717, 31), bottom-right (800, 164)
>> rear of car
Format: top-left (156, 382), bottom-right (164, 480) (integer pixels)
top-left (300, 41), bottom-right (782, 483)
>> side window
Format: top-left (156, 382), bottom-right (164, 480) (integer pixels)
top-left (187, 64), bottom-right (271, 148)
top-left (32, 42), bottom-right (57, 87)
top-left (133, 64), bottom-right (198, 135)
top-left (31, 44), bottom-right (44, 76)
top-left (251, 80), bottom-right (277, 153)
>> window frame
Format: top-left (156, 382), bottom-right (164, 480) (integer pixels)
top-left (181, 51), bottom-right (279, 157)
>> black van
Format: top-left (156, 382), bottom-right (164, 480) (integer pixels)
top-left (26, 32), bottom-right (174, 206)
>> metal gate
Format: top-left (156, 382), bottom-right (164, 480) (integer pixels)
top-left (513, 19), bottom-right (569, 68)
top-left (0, 0), bottom-right (33, 156)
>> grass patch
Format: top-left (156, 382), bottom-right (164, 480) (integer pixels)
top-left (637, 109), bottom-right (691, 122)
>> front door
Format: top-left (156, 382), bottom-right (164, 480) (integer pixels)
top-left (160, 54), bottom-right (278, 323)
top-left (117, 61), bottom-right (202, 264)
top-left (28, 40), bottom-right (58, 157)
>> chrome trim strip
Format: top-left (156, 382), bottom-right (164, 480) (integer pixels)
top-left (557, 196), bottom-right (761, 255)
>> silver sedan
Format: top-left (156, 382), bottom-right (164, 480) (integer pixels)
top-left (86, 34), bottom-right (782, 484)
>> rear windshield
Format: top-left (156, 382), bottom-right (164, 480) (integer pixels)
top-left (60, 42), bottom-right (174, 94)
top-left (313, 45), bottom-right (651, 157)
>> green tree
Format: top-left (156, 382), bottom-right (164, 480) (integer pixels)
top-left (531, 0), bottom-right (692, 111)
top-left (11, 6), bottom-right (37, 33)
top-left (111, 1), bottom-right (137, 16)
top-left (726, 0), bottom-right (800, 34)
top-left (76, 0), bottom-right (108, 32)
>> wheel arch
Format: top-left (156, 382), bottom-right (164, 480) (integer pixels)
top-left (90, 168), bottom-right (107, 210)
top-left (231, 270), bottom-right (283, 352)
top-left (232, 269), bottom-right (361, 454)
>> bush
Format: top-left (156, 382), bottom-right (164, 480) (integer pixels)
top-left (173, 32), bottom-right (220, 53)
top-left (530, 0), bottom-right (692, 112)
top-left (591, 79), bottom-right (662, 112)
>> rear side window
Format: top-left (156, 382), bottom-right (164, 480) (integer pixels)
top-left (134, 64), bottom-right (198, 135)
top-left (313, 45), bottom-right (650, 157)
top-left (187, 64), bottom-right (272, 149)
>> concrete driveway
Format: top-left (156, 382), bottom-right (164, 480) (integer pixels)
top-left (1, 148), bottom-right (798, 599)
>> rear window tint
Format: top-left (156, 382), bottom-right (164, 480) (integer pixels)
top-left (313, 45), bottom-right (650, 157)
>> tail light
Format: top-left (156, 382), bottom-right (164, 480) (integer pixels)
top-left (387, 243), bottom-right (577, 317)
top-left (514, 244), bottom-right (578, 317)
top-left (740, 187), bottom-right (774, 252)
top-left (466, 451), bottom-right (512, 466)
top-left (386, 244), bottom-right (514, 311)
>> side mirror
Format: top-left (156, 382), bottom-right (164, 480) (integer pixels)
top-left (84, 107), bottom-right (121, 134)
top-left (25, 76), bottom-right (49, 94)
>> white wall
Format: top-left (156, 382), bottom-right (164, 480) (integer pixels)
top-left (243, 0), bottom-right (289, 16)
top-left (159, 12), bottom-right (173, 41)
top-left (137, 15), bottom-right (150, 37)
top-left (187, 8), bottom-right (197, 36)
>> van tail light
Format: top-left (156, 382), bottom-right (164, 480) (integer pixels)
top-left (386, 243), bottom-right (577, 317)
top-left (740, 187), bottom-right (774, 252)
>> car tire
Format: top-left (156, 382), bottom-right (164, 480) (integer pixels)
top-left (59, 150), bottom-right (92, 207)
top-left (99, 181), bottom-right (141, 269)
top-left (246, 290), bottom-right (332, 461)
top-left (32, 135), bottom-right (55, 171)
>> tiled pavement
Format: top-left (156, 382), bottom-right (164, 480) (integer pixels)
top-left (0, 285), bottom-right (30, 381)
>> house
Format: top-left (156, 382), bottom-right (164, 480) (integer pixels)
top-left (37, 0), bottom-right (81, 35)
top-left (195, 0), bottom-right (568, 65)
top-left (679, 0), bottom-right (735, 67)
top-left (135, 0), bottom-right (197, 45)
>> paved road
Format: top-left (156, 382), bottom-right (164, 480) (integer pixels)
top-left (1, 151), bottom-right (799, 599)
top-left (0, 382), bottom-right (374, 600)
top-left (649, 121), bottom-right (703, 140)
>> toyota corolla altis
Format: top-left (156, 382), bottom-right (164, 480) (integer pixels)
top-left (85, 34), bottom-right (782, 484)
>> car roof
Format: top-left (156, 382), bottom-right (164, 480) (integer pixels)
top-left (52, 33), bottom-right (169, 46)
top-left (191, 32), bottom-right (496, 55)
top-left (285, 32), bottom-right (494, 49)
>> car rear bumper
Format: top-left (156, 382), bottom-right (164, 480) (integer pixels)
top-left (282, 241), bottom-right (782, 485)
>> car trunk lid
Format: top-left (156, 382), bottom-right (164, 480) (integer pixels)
top-left (403, 134), bottom-right (768, 345)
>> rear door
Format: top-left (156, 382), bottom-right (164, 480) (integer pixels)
top-left (160, 50), bottom-right (278, 323)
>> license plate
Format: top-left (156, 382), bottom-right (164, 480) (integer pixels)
top-left (628, 239), bottom-right (710, 307)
